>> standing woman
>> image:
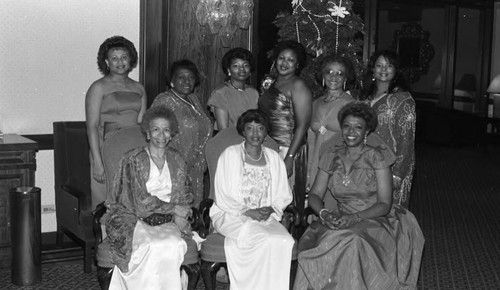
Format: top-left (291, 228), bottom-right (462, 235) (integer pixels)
top-left (360, 50), bottom-right (415, 207)
top-left (85, 36), bottom-right (147, 210)
top-left (208, 48), bottom-right (259, 132)
top-left (152, 59), bottom-right (213, 208)
top-left (307, 55), bottom-right (356, 193)
top-left (259, 40), bottom-right (312, 214)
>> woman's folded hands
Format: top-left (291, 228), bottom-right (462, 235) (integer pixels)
top-left (243, 206), bottom-right (275, 221)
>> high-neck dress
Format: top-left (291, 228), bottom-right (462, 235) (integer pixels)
top-left (152, 90), bottom-right (213, 208)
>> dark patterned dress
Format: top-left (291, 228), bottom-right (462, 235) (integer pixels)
top-left (371, 90), bottom-right (416, 207)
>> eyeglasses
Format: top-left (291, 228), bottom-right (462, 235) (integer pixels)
top-left (324, 70), bottom-right (346, 79)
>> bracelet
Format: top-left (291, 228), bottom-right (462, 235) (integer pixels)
top-left (319, 208), bottom-right (329, 221)
top-left (287, 153), bottom-right (295, 158)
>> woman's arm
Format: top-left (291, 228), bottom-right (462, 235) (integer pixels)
top-left (137, 83), bottom-right (147, 123)
top-left (85, 81), bottom-right (105, 183)
top-left (213, 107), bottom-right (229, 131)
top-left (284, 78), bottom-right (312, 175)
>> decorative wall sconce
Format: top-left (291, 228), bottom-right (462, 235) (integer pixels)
top-left (194, 0), bottom-right (254, 47)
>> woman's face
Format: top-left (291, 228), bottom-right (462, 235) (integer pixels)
top-left (276, 49), bottom-right (299, 76)
top-left (105, 48), bottom-right (130, 75)
top-left (341, 115), bottom-right (368, 148)
top-left (373, 55), bottom-right (396, 83)
top-left (147, 117), bottom-right (172, 149)
top-left (171, 68), bottom-right (196, 96)
top-left (228, 58), bottom-right (251, 82)
top-left (243, 121), bottom-right (267, 147)
top-left (322, 61), bottom-right (347, 91)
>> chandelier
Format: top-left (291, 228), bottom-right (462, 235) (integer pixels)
top-left (194, 0), bottom-right (254, 47)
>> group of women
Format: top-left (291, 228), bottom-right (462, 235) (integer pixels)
top-left (86, 35), bottom-right (423, 290)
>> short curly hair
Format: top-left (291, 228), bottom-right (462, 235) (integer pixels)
top-left (221, 48), bottom-right (255, 76)
top-left (316, 54), bottom-right (358, 91)
top-left (140, 106), bottom-right (179, 139)
top-left (337, 102), bottom-right (378, 134)
top-left (236, 109), bottom-right (271, 136)
top-left (97, 36), bottom-right (138, 75)
top-left (166, 59), bottom-right (201, 88)
top-left (272, 40), bottom-right (307, 74)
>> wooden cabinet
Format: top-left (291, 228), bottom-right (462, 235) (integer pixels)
top-left (0, 134), bottom-right (37, 268)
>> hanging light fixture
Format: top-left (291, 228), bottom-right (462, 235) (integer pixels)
top-left (195, 0), bottom-right (254, 47)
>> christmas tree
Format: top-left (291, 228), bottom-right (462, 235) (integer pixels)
top-left (273, 0), bottom-right (364, 97)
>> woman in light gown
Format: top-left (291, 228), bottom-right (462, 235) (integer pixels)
top-left (152, 59), bottom-right (213, 208)
top-left (85, 35), bottom-right (147, 210)
top-left (102, 106), bottom-right (193, 290)
top-left (307, 54), bottom-right (357, 196)
top-left (258, 40), bottom-right (312, 216)
top-left (208, 47), bottom-right (259, 132)
top-left (360, 50), bottom-right (416, 207)
top-left (210, 109), bottom-right (295, 290)
top-left (294, 102), bottom-right (424, 290)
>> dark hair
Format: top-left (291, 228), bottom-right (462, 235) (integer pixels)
top-left (141, 106), bottom-right (179, 138)
top-left (316, 54), bottom-right (359, 93)
top-left (166, 59), bottom-right (201, 88)
top-left (272, 40), bottom-right (307, 74)
top-left (221, 48), bottom-right (255, 76)
top-left (97, 36), bottom-right (138, 75)
top-left (360, 50), bottom-right (409, 100)
top-left (236, 109), bottom-right (270, 136)
top-left (338, 102), bottom-right (378, 134)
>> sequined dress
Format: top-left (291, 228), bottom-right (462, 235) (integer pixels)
top-left (152, 90), bottom-right (213, 208)
top-left (371, 90), bottom-right (416, 207)
top-left (294, 143), bottom-right (424, 290)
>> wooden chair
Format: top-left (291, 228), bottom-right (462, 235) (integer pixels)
top-left (53, 121), bottom-right (94, 273)
top-left (200, 127), bottom-right (299, 290)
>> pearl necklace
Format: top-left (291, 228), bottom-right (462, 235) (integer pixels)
top-left (228, 80), bottom-right (245, 92)
top-left (243, 145), bottom-right (263, 162)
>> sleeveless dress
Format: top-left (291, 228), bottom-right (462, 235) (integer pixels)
top-left (294, 142), bottom-right (424, 290)
top-left (207, 83), bottom-right (259, 131)
top-left (91, 91), bottom-right (142, 209)
top-left (259, 85), bottom-right (307, 215)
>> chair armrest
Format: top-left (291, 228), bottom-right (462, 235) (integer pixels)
top-left (197, 199), bottom-right (214, 238)
top-left (61, 184), bottom-right (92, 211)
top-left (301, 206), bottom-right (316, 227)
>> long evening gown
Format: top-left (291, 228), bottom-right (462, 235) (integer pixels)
top-left (152, 90), bottom-right (213, 208)
top-left (371, 90), bottom-right (416, 207)
top-left (294, 139), bottom-right (424, 290)
top-left (91, 91), bottom-right (142, 209)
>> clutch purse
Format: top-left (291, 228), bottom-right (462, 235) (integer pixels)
top-left (142, 213), bottom-right (173, 226)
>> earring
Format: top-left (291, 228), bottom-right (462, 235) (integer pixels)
top-left (146, 136), bottom-right (151, 141)
top-left (322, 78), bottom-right (325, 87)
top-left (364, 134), bottom-right (367, 145)
top-left (170, 82), bottom-right (174, 88)
top-left (343, 80), bottom-right (346, 91)
top-left (228, 71), bottom-right (231, 77)
top-left (371, 75), bottom-right (376, 82)
top-left (270, 61), bottom-right (276, 73)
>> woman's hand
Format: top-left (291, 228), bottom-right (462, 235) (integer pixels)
top-left (331, 213), bottom-right (362, 229)
top-left (174, 205), bottom-right (192, 219)
top-left (244, 207), bottom-right (274, 221)
top-left (284, 156), bottom-right (294, 178)
top-left (93, 161), bottom-right (106, 183)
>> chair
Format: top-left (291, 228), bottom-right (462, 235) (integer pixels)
top-left (53, 121), bottom-right (94, 273)
top-left (200, 127), bottom-right (299, 290)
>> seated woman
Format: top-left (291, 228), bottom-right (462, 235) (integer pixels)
top-left (210, 109), bottom-right (295, 290)
top-left (101, 106), bottom-right (193, 290)
top-left (294, 102), bottom-right (424, 290)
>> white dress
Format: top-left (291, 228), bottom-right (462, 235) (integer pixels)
top-left (210, 143), bottom-right (295, 290)
top-left (109, 157), bottom-right (187, 290)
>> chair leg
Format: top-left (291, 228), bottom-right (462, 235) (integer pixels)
top-left (97, 266), bottom-right (113, 290)
top-left (290, 259), bottom-right (298, 290)
top-left (182, 263), bottom-right (201, 290)
top-left (201, 260), bottom-right (225, 290)
top-left (56, 225), bottom-right (64, 247)
top-left (84, 242), bottom-right (92, 273)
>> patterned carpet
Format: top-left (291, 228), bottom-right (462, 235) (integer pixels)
top-left (1, 143), bottom-right (499, 289)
